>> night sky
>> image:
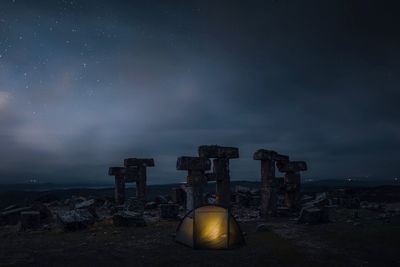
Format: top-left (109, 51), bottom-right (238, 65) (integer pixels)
top-left (0, 0), bottom-right (399, 184)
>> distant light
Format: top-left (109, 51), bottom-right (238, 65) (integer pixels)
top-left (395, 178), bottom-right (399, 181)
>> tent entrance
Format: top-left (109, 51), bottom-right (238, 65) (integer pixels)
top-left (175, 205), bottom-right (244, 249)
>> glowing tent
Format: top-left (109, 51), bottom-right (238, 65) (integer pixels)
top-left (175, 205), bottom-right (245, 249)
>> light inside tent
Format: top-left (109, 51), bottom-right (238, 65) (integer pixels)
top-left (175, 205), bottom-right (244, 249)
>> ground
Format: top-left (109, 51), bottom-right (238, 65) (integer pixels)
top-left (1, 209), bottom-right (399, 267)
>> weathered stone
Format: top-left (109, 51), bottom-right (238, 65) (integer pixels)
top-left (198, 145), bottom-right (239, 159)
top-left (20, 211), bottom-right (41, 231)
top-left (108, 166), bottom-right (125, 176)
top-left (182, 185), bottom-right (194, 211)
top-left (276, 161), bottom-right (307, 173)
top-left (125, 198), bottom-right (145, 214)
top-left (58, 209), bottom-right (95, 231)
top-left (198, 145), bottom-right (239, 208)
top-left (253, 149), bottom-right (289, 161)
top-left (177, 156), bottom-right (210, 210)
top-left (113, 211), bottom-right (145, 227)
top-left (176, 156), bottom-right (211, 171)
top-left (75, 199), bottom-right (96, 209)
top-left (159, 204), bottom-right (179, 219)
top-left (31, 203), bottom-right (53, 223)
top-left (0, 207), bottom-right (31, 225)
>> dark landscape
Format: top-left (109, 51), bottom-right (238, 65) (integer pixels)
top-left (1, 179), bottom-right (400, 267)
top-left (1, 0), bottom-right (400, 266)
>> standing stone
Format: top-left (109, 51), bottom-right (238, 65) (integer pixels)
top-left (253, 149), bottom-right (289, 218)
top-left (277, 161), bottom-right (307, 210)
top-left (199, 145), bottom-right (239, 208)
top-left (176, 156), bottom-right (211, 210)
top-left (108, 167), bottom-right (126, 204)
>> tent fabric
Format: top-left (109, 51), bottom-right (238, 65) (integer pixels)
top-left (175, 205), bottom-right (244, 249)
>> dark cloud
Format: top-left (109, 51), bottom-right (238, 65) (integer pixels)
top-left (0, 0), bottom-right (399, 184)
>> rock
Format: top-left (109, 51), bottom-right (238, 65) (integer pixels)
top-left (75, 199), bottom-right (96, 209)
top-left (57, 209), bottom-right (95, 231)
top-left (144, 201), bottom-right (157, 210)
top-left (67, 196), bottom-right (87, 209)
top-left (256, 223), bottom-right (269, 232)
top-left (113, 211), bottom-right (146, 227)
top-left (207, 196), bottom-right (216, 204)
top-left (20, 211), bottom-right (41, 231)
top-left (31, 203), bottom-right (53, 223)
top-left (159, 204), bottom-right (179, 219)
top-left (125, 198), bottom-right (145, 214)
top-left (298, 207), bottom-right (329, 224)
top-left (0, 207), bottom-right (32, 226)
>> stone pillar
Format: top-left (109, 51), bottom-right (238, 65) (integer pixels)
top-left (277, 161), bottom-right (307, 210)
top-left (214, 158), bottom-right (230, 207)
top-left (124, 158), bottom-right (155, 202)
top-left (176, 156), bottom-right (211, 210)
top-left (109, 167), bottom-right (126, 204)
top-left (198, 145), bottom-right (239, 208)
top-left (260, 158), bottom-right (277, 217)
top-left (136, 165), bottom-right (147, 201)
top-left (253, 149), bottom-right (289, 218)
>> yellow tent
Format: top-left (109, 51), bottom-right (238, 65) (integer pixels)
top-left (175, 205), bottom-right (245, 249)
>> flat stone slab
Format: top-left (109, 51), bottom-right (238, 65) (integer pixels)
top-left (57, 209), bottom-right (95, 231)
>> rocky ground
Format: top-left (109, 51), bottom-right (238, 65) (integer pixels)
top-left (0, 186), bottom-right (399, 267)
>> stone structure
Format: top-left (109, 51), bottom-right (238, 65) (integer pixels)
top-left (108, 167), bottom-right (126, 205)
top-left (176, 156), bottom-right (211, 210)
top-left (253, 149), bottom-right (289, 218)
top-left (108, 158), bottom-right (154, 205)
top-left (277, 161), bottom-right (307, 210)
top-left (199, 145), bottom-right (239, 208)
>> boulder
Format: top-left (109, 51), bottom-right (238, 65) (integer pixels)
top-left (75, 199), bottom-right (96, 209)
top-left (57, 209), bottom-right (95, 231)
top-left (0, 207), bottom-right (32, 226)
top-left (125, 198), bottom-right (145, 214)
top-left (31, 203), bottom-right (53, 223)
